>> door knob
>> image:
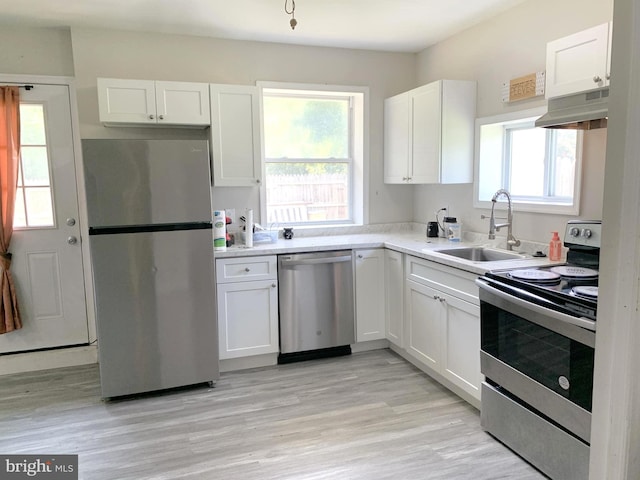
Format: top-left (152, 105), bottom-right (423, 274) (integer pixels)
top-left (67, 236), bottom-right (78, 245)
top-left (66, 218), bottom-right (76, 226)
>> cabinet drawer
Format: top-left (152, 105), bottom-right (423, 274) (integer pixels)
top-left (216, 255), bottom-right (277, 283)
top-left (406, 255), bottom-right (479, 305)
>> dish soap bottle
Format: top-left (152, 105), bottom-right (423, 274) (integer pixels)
top-left (549, 231), bottom-right (562, 261)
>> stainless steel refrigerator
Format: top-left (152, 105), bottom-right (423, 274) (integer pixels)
top-left (82, 139), bottom-right (218, 398)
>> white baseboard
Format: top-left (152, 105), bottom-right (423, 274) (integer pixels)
top-left (351, 339), bottom-right (389, 353)
top-left (0, 345), bottom-right (98, 376)
top-left (219, 353), bottom-right (278, 373)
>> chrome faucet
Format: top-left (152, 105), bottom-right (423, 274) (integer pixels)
top-left (489, 189), bottom-right (521, 251)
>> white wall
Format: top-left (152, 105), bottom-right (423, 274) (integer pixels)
top-left (0, 26), bottom-right (74, 76)
top-left (68, 27), bottom-right (417, 225)
top-left (413, 0), bottom-right (613, 245)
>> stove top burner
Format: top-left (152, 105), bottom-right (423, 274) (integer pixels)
top-left (509, 269), bottom-right (562, 284)
top-left (571, 286), bottom-right (599, 299)
top-left (550, 265), bottom-right (599, 279)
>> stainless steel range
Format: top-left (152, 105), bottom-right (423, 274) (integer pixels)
top-left (476, 220), bottom-right (601, 480)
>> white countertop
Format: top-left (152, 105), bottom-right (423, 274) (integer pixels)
top-left (214, 231), bottom-right (558, 275)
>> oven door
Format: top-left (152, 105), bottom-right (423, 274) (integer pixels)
top-left (476, 276), bottom-right (595, 443)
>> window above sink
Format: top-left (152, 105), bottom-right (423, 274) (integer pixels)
top-left (474, 107), bottom-right (583, 215)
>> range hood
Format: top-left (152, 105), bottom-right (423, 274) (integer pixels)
top-left (535, 87), bottom-right (609, 130)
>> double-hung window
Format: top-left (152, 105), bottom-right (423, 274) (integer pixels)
top-left (475, 107), bottom-right (583, 214)
top-left (261, 85), bottom-right (365, 226)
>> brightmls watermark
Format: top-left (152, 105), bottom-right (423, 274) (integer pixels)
top-left (0, 455), bottom-right (77, 479)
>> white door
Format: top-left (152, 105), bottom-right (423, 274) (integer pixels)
top-left (0, 83), bottom-right (88, 353)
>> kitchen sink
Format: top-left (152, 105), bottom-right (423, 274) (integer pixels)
top-left (433, 247), bottom-right (526, 262)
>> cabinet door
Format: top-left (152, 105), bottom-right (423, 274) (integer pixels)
top-left (440, 80), bottom-right (475, 184)
top-left (410, 82), bottom-right (441, 183)
top-left (383, 93), bottom-right (410, 183)
top-left (405, 279), bottom-right (442, 370)
top-left (355, 249), bottom-right (386, 342)
top-left (217, 280), bottom-right (278, 359)
top-left (545, 23), bottom-right (610, 98)
top-left (441, 293), bottom-right (481, 400)
top-left (156, 81), bottom-right (210, 126)
top-left (97, 78), bottom-right (157, 124)
top-left (210, 84), bottom-right (262, 187)
top-left (384, 249), bottom-right (404, 347)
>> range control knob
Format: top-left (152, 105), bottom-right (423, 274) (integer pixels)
top-left (582, 229), bottom-right (593, 238)
top-left (569, 227), bottom-right (580, 237)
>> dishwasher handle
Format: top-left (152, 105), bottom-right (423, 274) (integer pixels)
top-left (279, 255), bottom-right (353, 267)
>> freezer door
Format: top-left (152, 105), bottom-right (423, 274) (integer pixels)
top-left (83, 139), bottom-right (212, 227)
top-left (91, 228), bottom-right (218, 398)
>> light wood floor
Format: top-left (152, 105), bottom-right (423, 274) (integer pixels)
top-left (0, 349), bottom-right (546, 479)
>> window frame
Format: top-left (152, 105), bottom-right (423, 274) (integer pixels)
top-left (258, 81), bottom-right (368, 228)
top-left (14, 101), bottom-right (56, 230)
top-left (473, 107), bottom-right (583, 215)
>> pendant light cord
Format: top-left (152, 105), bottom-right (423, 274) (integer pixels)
top-left (284, 0), bottom-right (297, 29)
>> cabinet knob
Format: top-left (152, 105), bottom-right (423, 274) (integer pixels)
top-left (432, 294), bottom-right (440, 300)
top-left (256, 179), bottom-right (261, 184)
top-left (148, 114), bottom-right (155, 120)
top-left (272, 283), bottom-right (276, 288)
top-left (439, 297), bottom-right (446, 303)
top-left (358, 254), bottom-right (363, 259)
top-left (159, 115), bottom-right (164, 120)
top-left (606, 73), bottom-right (611, 80)
top-left (244, 267), bottom-right (250, 272)
top-left (593, 75), bottom-right (602, 83)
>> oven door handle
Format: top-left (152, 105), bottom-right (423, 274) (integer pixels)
top-left (476, 277), bottom-right (597, 335)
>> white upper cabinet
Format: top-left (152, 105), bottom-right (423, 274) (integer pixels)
top-left (384, 80), bottom-right (476, 185)
top-left (210, 84), bottom-right (263, 187)
top-left (155, 81), bottom-right (210, 125)
top-left (97, 78), bottom-right (210, 127)
top-left (545, 22), bottom-right (612, 99)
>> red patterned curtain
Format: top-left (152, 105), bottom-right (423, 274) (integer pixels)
top-left (0, 86), bottom-right (22, 334)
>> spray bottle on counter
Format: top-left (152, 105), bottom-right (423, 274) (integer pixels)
top-left (549, 231), bottom-right (562, 261)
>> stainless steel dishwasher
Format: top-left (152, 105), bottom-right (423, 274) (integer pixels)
top-left (278, 250), bottom-right (355, 362)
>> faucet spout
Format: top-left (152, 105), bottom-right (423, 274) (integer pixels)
top-left (488, 189), bottom-right (520, 250)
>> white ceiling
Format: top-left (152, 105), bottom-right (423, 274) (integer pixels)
top-left (2, 0), bottom-right (526, 53)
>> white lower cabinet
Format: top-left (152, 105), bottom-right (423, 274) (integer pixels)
top-left (385, 249), bottom-right (404, 348)
top-left (354, 249), bottom-right (386, 342)
top-left (403, 255), bottom-right (482, 404)
top-left (405, 280), bottom-right (443, 370)
top-left (216, 256), bottom-right (279, 360)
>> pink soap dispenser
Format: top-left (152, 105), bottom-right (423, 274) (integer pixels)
top-left (549, 231), bottom-right (562, 261)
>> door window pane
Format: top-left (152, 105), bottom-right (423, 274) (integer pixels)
top-left (15, 104), bottom-right (55, 228)
top-left (19, 146), bottom-right (51, 186)
top-left (24, 188), bottom-right (54, 227)
top-left (19, 104), bottom-right (46, 145)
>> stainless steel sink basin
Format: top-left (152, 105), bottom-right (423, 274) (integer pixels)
top-left (433, 247), bottom-right (526, 262)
